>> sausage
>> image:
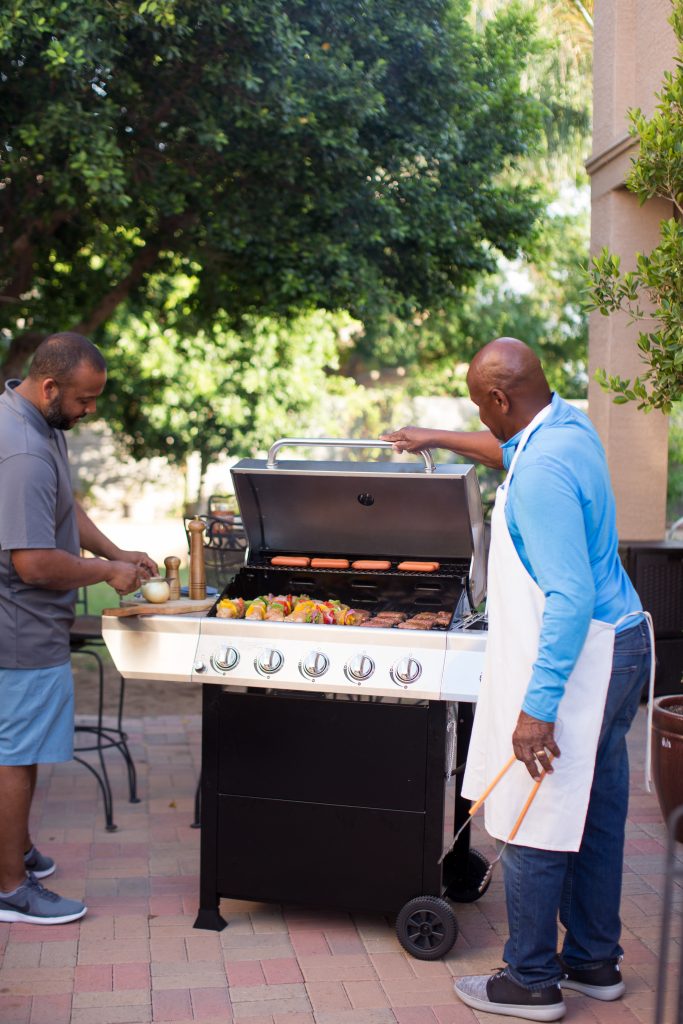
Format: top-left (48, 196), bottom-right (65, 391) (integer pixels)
top-left (270, 556), bottom-right (311, 567)
top-left (397, 561), bottom-right (439, 572)
top-left (311, 558), bottom-right (350, 569)
top-left (352, 560), bottom-right (391, 571)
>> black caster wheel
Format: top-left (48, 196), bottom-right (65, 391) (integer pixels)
top-left (444, 847), bottom-right (491, 903)
top-left (396, 895), bottom-right (458, 961)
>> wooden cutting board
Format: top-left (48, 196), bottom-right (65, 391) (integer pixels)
top-left (102, 596), bottom-right (215, 618)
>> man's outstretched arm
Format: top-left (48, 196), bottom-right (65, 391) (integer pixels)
top-left (380, 426), bottom-right (504, 469)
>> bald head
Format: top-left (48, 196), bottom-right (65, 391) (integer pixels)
top-left (468, 338), bottom-right (549, 397)
top-left (466, 338), bottom-right (552, 442)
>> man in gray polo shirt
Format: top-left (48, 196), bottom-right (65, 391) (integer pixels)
top-left (0, 332), bottom-right (156, 925)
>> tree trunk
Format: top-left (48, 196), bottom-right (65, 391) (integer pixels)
top-left (0, 331), bottom-right (46, 389)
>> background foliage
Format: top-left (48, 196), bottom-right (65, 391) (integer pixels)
top-left (1, 0), bottom-right (543, 385)
top-left (586, 0), bottom-right (683, 415)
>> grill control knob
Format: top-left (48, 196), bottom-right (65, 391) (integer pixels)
top-left (194, 659), bottom-right (207, 674)
top-left (345, 653), bottom-right (375, 682)
top-left (256, 648), bottom-right (284, 676)
top-left (391, 656), bottom-right (422, 686)
top-left (300, 651), bottom-right (330, 679)
top-left (211, 646), bottom-right (239, 673)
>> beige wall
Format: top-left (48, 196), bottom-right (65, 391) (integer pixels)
top-left (588, 0), bottom-right (676, 540)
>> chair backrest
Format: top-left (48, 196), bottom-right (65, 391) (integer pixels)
top-left (207, 494), bottom-right (237, 516)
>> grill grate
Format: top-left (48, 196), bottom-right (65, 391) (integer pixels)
top-left (209, 560), bottom-right (471, 628)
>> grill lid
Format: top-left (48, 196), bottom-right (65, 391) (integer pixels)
top-left (231, 439), bottom-right (486, 605)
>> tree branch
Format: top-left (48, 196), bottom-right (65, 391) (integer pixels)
top-left (0, 331), bottom-right (47, 389)
top-left (1, 211), bottom-right (72, 302)
top-left (570, 0), bottom-right (593, 29)
top-left (0, 213), bottom-right (197, 389)
top-left (71, 212), bottom-right (197, 335)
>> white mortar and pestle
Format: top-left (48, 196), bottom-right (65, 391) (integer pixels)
top-left (140, 577), bottom-right (171, 604)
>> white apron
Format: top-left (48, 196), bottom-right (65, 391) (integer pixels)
top-left (461, 407), bottom-right (615, 852)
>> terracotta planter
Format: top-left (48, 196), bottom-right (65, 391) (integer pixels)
top-left (651, 696), bottom-right (683, 842)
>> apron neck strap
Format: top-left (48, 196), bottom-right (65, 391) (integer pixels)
top-left (502, 402), bottom-right (553, 496)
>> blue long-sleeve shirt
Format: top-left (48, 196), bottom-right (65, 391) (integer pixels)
top-left (500, 394), bottom-right (642, 722)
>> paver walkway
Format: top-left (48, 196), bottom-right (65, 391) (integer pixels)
top-left (0, 705), bottom-right (680, 1024)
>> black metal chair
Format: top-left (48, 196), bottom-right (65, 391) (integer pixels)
top-left (71, 588), bottom-right (140, 831)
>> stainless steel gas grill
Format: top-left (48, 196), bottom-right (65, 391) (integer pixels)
top-left (102, 439), bottom-right (491, 959)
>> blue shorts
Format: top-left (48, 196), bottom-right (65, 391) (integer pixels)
top-left (0, 662), bottom-right (74, 765)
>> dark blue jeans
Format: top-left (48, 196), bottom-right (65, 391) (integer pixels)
top-left (499, 619), bottom-right (652, 989)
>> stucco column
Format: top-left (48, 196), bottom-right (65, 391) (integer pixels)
top-left (587, 0), bottom-right (675, 541)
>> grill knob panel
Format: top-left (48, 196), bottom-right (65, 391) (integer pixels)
top-left (391, 656), bottom-right (422, 686)
top-left (345, 653), bottom-right (375, 682)
top-left (211, 646), bottom-right (239, 673)
top-left (256, 648), bottom-right (284, 676)
top-left (300, 651), bottom-right (330, 679)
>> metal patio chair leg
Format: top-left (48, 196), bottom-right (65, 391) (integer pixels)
top-left (655, 805), bottom-right (683, 1024)
top-left (116, 676), bottom-right (140, 803)
top-left (73, 647), bottom-right (117, 831)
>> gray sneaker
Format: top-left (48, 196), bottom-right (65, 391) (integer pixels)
top-left (454, 969), bottom-right (566, 1022)
top-left (0, 873), bottom-right (86, 925)
top-left (24, 845), bottom-right (56, 879)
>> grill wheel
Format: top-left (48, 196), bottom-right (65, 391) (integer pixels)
top-left (395, 895), bottom-right (458, 961)
top-left (443, 847), bottom-right (491, 903)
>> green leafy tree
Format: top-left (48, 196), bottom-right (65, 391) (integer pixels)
top-left (98, 301), bottom-right (358, 477)
top-left (586, 0), bottom-right (683, 414)
top-left (342, 205), bottom-right (590, 395)
top-left (341, 0), bottom-right (594, 395)
top-left (97, 295), bottom-right (409, 498)
top-left (1, 0), bottom-right (543, 386)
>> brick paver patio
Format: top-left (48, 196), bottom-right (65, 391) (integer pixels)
top-left (0, 704), bottom-right (680, 1024)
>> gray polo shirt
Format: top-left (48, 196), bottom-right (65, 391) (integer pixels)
top-left (0, 381), bottom-right (79, 668)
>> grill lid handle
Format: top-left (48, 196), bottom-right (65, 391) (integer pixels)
top-left (266, 437), bottom-right (435, 474)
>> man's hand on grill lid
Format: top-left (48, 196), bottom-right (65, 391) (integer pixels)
top-left (512, 711), bottom-right (561, 780)
top-left (380, 426), bottom-right (433, 453)
top-left (381, 425), bottom-right (505, 469)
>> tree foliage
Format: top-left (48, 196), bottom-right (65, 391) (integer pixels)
top-left (343, 204), bottom-right (590, 395)
top-left (342, 0), bottom-right (595, 396)
top-left (0, 0), bottom-right (543, 386)
top-left (586, 0), bottom-right (683, 414)
top-left (97, 300), bottom-right (365, 472)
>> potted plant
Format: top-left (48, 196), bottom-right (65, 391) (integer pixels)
top-left (652, 696), bottom-right (683, 841)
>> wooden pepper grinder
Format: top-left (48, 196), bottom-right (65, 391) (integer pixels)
top-left (164, 555), bottom-right (181, 601)
top-left (188, 517), bottom-right (207, 600)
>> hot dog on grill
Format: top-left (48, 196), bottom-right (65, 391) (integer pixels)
top-left (271, 556), bottom-right (311, 567)
top-left (397, 561), bottom-right (439, 572)
top-left (311, 558), bottom-right (350, 569)
top-left (352, 560), bottom-right (391, 571)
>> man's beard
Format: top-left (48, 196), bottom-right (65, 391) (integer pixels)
top-left (44, 395), bottom-right (73, 430)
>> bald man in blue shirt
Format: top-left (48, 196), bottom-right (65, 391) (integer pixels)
top-left (383, 338), bottom-right (650, 1022)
